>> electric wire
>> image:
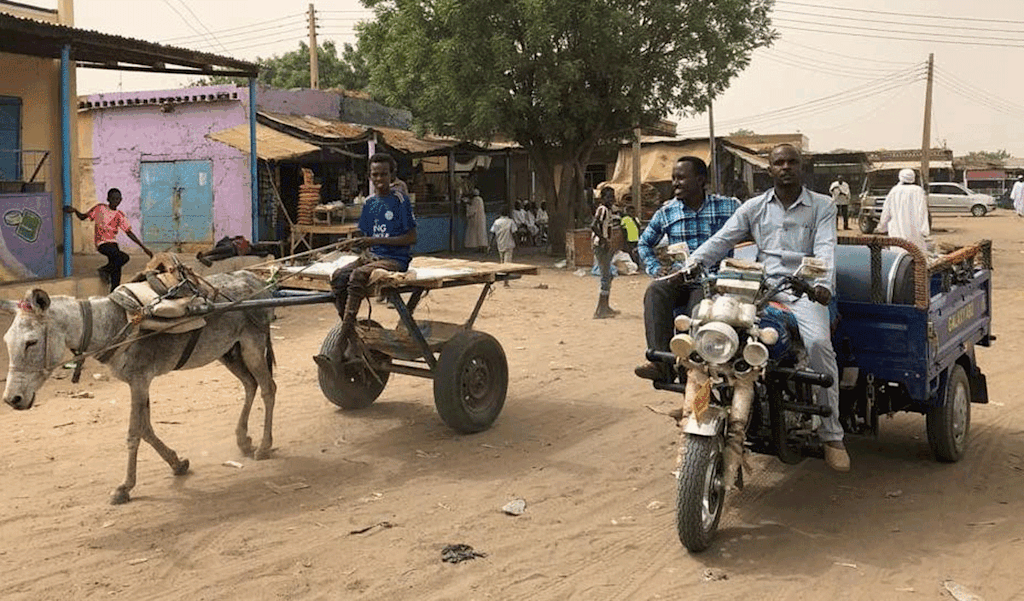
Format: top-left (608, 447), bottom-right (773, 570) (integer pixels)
top-left (160, 13), bottom-right (306, 44)
top-left (775, 38), bottom-right (917, 66)
top-left (775, 22), bottom-right (1024, 49)
top-left (775, 7), bottom-right (1024, 35)
top-left (774, 17), bottom-right (1024, 46)
top-left (776, 0), bottom-right (1024, 26)
top-left (174, 0), bottom-right (231, 55)
top-left (675, 67), bottom-right (925, 136)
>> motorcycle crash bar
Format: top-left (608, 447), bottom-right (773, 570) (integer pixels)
top-left (773, 367), bottom-right (834, 388)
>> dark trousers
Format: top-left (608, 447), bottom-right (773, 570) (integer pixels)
top-left (329, 254), bottom-right (403, 320)
top-left (643, 273), bottom-right (705, 353)
top-left (836, 205), bottom-right (849, 229)
top-left (594, 244), bottom-right (613, 297)
top-left (97, 242), bottom-right (130, 290)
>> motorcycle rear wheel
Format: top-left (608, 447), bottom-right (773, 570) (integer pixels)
top-left (676, 434), bottom-right (726, 552)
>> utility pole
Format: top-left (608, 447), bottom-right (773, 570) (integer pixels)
top-left (308, 3), bottom-right (319, 89)
top-left (920, 53), bottom-right (934, 190)
top-left (708, 83), bottom-right (720, 196)
top-left (632, 126), bottom-right (642, 216)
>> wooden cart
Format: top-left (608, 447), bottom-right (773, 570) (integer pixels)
top-left (246, 254), bottom-right (537, 433)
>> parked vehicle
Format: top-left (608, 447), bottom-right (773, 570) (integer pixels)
top-left (859, 182), bottom-right (996, 233)
top-left (645, 239), bottom-right (993, 552)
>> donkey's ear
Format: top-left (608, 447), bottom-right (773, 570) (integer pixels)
top-left (26, 289), bottom-right (50, 312)
top-left (0, 299), bottom-right (17, 314)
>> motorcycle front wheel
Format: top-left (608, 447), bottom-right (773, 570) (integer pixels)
top-left (676, 434), bottom-right (726, 552)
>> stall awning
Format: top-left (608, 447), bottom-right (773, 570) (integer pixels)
top-left (724, 145), bottom-right (769, 169)
top-left (206, 123), bottom-right (319, 161)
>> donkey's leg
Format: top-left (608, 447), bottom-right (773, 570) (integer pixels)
top-left (240, 335), bottom-right (277, 460)
top-left (218, 351), bottom-right (259, 456)
top-left (112, 383), bottom-right (189, 503)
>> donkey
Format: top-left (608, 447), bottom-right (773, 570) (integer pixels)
top-left (1, 270), bottom-right (276, 504)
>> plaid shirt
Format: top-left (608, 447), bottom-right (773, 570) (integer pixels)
top-left (637, 194), bottom-right (740, 276)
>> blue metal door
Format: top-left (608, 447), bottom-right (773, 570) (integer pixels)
top-left (141, 160), bottom-right (213, 249)
top-left (0, 96), bottom-right (21, 181)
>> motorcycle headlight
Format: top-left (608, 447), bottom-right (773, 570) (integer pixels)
top-left (693, 322), bottom-right (740, 365)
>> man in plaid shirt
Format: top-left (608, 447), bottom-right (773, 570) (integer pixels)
top-left (634, 157), bottom-right (739, 382)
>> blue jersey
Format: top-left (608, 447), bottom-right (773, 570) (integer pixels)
top-left (357, 192), bottom-right (417, 270)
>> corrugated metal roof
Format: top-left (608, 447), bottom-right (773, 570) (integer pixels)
top-left (372, 124), bottom-right (463, 155)
top-left (206, 123), bottom-right (319, 161)
top-left (259, 112), bottom-right (370, 143)
top-left (0, 11), bottom-right (257, 76)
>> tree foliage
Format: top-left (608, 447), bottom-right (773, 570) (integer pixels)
top-left (729, 128), bottom-right (757, 136)
top-left (195, 40), bottom-right (369, 90)
top-left (963, 149), bottom-right (1011, 165)
top-left (358, 0), bottom-right (775, 244)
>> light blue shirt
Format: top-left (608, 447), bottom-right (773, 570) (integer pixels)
top-left (689, 186), bottom-right (836, 292)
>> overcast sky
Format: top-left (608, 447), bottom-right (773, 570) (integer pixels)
top-left (52, 0), bottom-right (1024, 156)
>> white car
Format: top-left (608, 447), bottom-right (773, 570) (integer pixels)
top-left (927, 182), bottom-right (996, 216)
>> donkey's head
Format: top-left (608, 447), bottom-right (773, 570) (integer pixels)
top-left (1, 289), bottom-right (65, 410)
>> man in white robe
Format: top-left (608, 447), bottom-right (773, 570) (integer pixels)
top-left (878, 168), bottom-right (930, 254)
top-left (1010, 175), bottom-right (1024, 217)
top-left (464, 189), bottom-right (488, 251)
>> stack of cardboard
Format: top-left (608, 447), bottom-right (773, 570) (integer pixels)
top-left (297, 168), bottom-right (321, 225)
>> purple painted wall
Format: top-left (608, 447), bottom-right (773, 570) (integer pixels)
top-left (81, 85), bottom-right (251, 251)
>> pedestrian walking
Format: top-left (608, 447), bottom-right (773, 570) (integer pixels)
top-left (592, 187), bottom-right (619, 319)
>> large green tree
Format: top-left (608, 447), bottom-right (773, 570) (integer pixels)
top-left (196, 40), bottom-right (369, 90)
top-left (358, 0), bottom-right (775, 249)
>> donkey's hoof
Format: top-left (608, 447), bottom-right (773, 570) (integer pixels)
top-left (254, 447), bottom-right (273, 460)
top-left (172, 459), bottom-right (190, 476)
top-left (110, 489), bottom-right (131, 505)
top-left (239, 437), bottom-right (255, 457)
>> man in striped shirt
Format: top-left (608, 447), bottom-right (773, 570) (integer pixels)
top-left (634, 157), bottom-right (739, 381)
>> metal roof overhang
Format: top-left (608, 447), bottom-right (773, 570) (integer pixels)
top-left (207, 123), bottom-right (319, 161)
top-left (0, 12), bottom-right (258, 77)
top-left (867, 160), bottom-right (954, 172)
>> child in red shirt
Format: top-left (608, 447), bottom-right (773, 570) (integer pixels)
top-left (65, 188), bottom-right (152, 290)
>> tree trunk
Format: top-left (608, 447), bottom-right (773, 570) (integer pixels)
top-left (528, 146), bottom-right (591, 257)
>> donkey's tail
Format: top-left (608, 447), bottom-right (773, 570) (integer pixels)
top-left (265, 331), bottom-right (276, 377)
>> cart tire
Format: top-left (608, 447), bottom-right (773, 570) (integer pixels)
top-left (927, 364), bottom-right (971, 462)
top-left (433, 331), bottom-right (507, 433)
top-left (318, 320), bottom-right (391, 410)
top-left (676, 434), bottom-right (726, 553)
top-left (858, 214), bottom-right (877, 234)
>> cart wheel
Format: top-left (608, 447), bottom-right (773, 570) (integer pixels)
top-left (433, 331), bottom-right (508, 433)
top-left (927, 364), bottom-right (971, 462)
top-left (317, 319), bottom-right (391, 410)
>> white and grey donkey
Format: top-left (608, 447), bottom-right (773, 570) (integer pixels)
top-left (1, 270), bottom-right (276, 504)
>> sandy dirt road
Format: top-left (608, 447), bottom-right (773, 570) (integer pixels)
top-left (1, 211), bottom-right (1023, 601)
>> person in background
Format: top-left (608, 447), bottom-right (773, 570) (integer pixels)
top-left (489, 206), bottom-right (517, 287)
top-left (877, 168), bottom-right (930, 255)
top-left (463, 188), bottom-right (488, 252)
top-left (633, 156), bottom-right (738, 382)
top-left (829, 174), bottom-right (851, 230)
top-left (64, 187), bottom-right (153, 291)
top-left (1010, 174), bottom-right (1024, 217)
top-left (620, 204), bottom-right (641, 264)
top-left (591, 187), bottom-right (620, 319)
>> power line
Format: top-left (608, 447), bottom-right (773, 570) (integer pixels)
top-left (760, 47), bottom-right (910, 80)
top-left (774, 38), bottom-right (917, 67)
top-left (776, 0), bottom-right (1024, 26)
top-left (677, 68), bottom-right (925, 135)
top-left (160, 13), bottom-right (305, 44)
top-left (775, 22), bottom-right (1024, 49)
top-left (934, 66), bottom-right (1024, 113)
top-left (161, 0), bottom-right (225, 53)
top-left (174, 0), bottom-right (232, 55)
top-left (774, 17), bottom-right (1024, 46)
top-left (775, 7), bottom-right (1024, 34)
top-left (165, 20), bottom-right (306, 46)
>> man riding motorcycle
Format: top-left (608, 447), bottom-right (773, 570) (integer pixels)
top-left (687, 144), bottom-right (849, 472)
